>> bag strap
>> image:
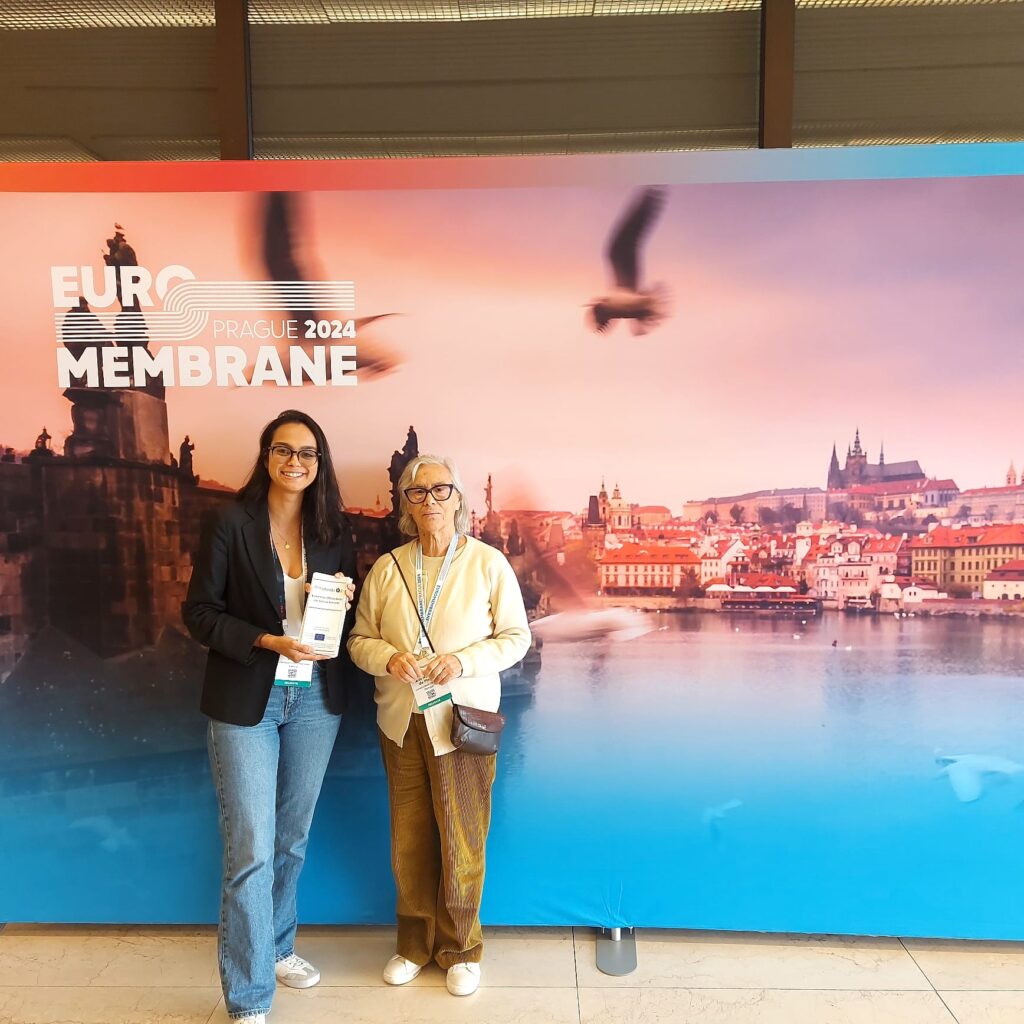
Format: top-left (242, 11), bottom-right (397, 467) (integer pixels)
top-left (390, 551), bottom-right (436, 654)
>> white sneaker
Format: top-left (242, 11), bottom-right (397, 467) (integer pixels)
top-left (383, 954), bottom-right (423, 985)
top-left (446, 962), bottom-right (481, 996)
top-left (275, 953), bottom-right (321, 988)
top-left (237, 1016), bottom-right (266, 1023)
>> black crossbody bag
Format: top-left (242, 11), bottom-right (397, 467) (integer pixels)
top-left (390, 552), bottom-right (506, 756)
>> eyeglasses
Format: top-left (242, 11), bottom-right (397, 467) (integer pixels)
top-left (404, 483), bottom-right (455, 504)
top-left (267, 444), bottom-right (320, 465)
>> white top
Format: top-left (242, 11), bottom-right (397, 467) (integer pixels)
top-left (348, 536), bottom-right (531, 755)
top-left (283, 571), bottom-right (305, 638)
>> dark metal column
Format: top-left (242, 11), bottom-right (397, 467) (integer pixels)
top-left (758, 0), bottom-right (795, 149)
top-left (215, 0), bottom-right (253, 159)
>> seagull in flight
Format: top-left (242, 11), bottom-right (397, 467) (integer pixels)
top-left (701, 799), bottom-right (743, 845)
top-left (587, 187), bottom-right (670, 335)
top-left (936, 754), bottom-right (1024, 803)
top-left (258, 191), bottom-right (399, 382)
top-left (530, 608), bottom-right (654, 644)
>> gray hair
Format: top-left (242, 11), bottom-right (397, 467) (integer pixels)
top-left (397, 453), bottom-right (472, 538)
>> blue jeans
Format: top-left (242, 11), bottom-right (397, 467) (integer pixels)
top-left (207, 671), bottom-right (340, 1020)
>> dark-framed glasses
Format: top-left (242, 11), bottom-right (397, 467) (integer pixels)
top-left (404, 483), bottom-right (455, 504)
top-left (267, 444), bottom-right (320, 465)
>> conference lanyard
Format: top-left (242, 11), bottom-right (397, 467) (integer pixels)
top-left (269, 525), bottom-right (308, 633)
top-left (415, 534), bottom-right (460, 655)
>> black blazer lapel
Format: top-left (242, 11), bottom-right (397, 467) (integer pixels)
top-left (241, 500), bottom-right (281, 617)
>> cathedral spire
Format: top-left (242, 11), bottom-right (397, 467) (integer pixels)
top-left (828, 443), bottom-right (842, 489)
top-left (879, 440), bottom-right (885, 466)
top-left (852, 427), bottom-right (863, 457)
top-left (1009, 461), bottom-right (1018, 487)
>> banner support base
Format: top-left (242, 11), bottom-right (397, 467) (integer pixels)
top-left (596, 927), bottom-right (637, 976)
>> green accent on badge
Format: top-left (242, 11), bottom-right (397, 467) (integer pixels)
top-left (418, 692), bottom-right (453, 710)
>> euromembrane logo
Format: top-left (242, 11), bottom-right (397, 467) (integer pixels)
top-left (52, 264), bottom-right (361, 388)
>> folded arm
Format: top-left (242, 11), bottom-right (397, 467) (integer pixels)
top-left (182, 514), bottom-right (264, 665)
top-left (453, 557), bottom-right (531, 677)
top-left (347, 560), bottom-right (401, 677)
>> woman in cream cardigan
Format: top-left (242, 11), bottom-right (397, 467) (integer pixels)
top-left (348, 453), bottom-right (530, 996)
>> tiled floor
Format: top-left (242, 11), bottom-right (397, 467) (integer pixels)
top-left (1, 924), bottom-right (1023, 1023)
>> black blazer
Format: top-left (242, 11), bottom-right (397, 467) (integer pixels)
top-left (182, 497), bottom-right (359, 726)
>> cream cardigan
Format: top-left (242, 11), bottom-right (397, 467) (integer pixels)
top-left (347, 536), bottom-right (532, 755)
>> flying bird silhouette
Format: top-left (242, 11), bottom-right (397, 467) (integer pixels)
top-left (936, 754), bottom-right (1024, 803)
top-left (254, 191), bottom-right (399, 383)
top-left (529, 608), bottom-right (654, 645)
top-left (587, 186), bottom-right (670, 335)
top-left (506, 491), bottom-right (656, 645)
top-left (69, 815), bottom-right (139, 854)
top-left (701, 799), bottom-right (743, 845)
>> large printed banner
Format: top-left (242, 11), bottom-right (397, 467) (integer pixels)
top-left (2, 146), bottom-right (1024, 937)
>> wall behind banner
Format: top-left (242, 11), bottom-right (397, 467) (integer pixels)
top-left (3, 148), bottom-right (1024, 938)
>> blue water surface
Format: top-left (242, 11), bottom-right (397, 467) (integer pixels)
top-left (2, 613), bottom-right (1023, 938)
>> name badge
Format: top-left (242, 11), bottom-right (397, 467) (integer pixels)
top-left (274, 655), bottom-right (313, 688)
top-left (411, 676), bottom-right (452, 711)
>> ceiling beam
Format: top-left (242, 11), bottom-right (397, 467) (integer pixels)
top-left (215, 0), bottom-right (253, 159)
top-left (759, 0), bottom-right (795, 148)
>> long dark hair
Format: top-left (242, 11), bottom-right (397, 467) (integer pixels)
top-left (237, 410), bottom-right (344, 545)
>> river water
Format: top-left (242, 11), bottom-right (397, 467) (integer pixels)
top-left (3, 612), bottom-right (1023, 937)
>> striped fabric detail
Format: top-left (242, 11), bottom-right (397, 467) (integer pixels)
top-left (379, 716), bottom-right (496, 968)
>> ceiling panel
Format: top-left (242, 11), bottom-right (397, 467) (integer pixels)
top-left (2, 0), bottom-right (1023, 159)
top-left (795, 4), bottom-right (1024, 144)
top-left (0, 1), bottom-right (214, 30)
top-left (256, 125), bottom-right (750, 156)
top-left (798, 0), bottom-right (1019, 7)
top-left (251, 13), bottom-right (760, 147)
top-left (0, 136), bottom-right (98, 161)
top-left (248, 0), bottom-right (758, 23)
top-left (0, 27), bottom-right (217, 160)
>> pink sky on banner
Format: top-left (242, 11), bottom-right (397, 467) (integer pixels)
top-left (0, 175), bottom-right (1022, 513)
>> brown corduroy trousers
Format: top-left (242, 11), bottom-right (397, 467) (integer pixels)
top-left (378, 714), bottom-right (497, 969)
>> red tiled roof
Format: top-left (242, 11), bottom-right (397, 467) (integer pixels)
top-left (848, 481), bottom-right (921, 496)
top-left (599, 544), bottom-right (700, 566)
top-left (863, 536), bottom-right (904, 553)
top-left (911, 524), bottom-right (1024, 548)
top-left (987, 559), bottom-right (1024, 580)
top-left (846, 479), bottom-right (955, 497)
top-left (706, 573), bottom-right (800, 589)
top-left (958, 485), bottom-right (1023, 497)
top-left (736, 573), bottom-right (799, 588)
top-left (500, 509), bottom-right (574, 518)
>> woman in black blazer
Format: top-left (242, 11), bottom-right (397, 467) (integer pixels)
top-left (183, 409), bottom-right (356, 1024)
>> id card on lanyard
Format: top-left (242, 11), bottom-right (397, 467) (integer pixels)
top-left (411, 534), bottom-right (460, 709)
top-left (270, 526), bottom-right (313, 687)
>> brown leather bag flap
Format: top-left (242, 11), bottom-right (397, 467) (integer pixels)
top-left (453, 705), bottom-right (506, 734)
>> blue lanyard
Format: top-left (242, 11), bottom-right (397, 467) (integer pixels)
top-left (415, 534), bottom-right (460, 653)
top-left (268, 524), bottom-right (307, 630)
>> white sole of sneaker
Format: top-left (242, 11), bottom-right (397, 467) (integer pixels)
top-left (277, 973), bottom-right (321, 989)
top-left (446, 968), bottom-right (481, 996)
top-left (384, 967), bottom-right (422, 986)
